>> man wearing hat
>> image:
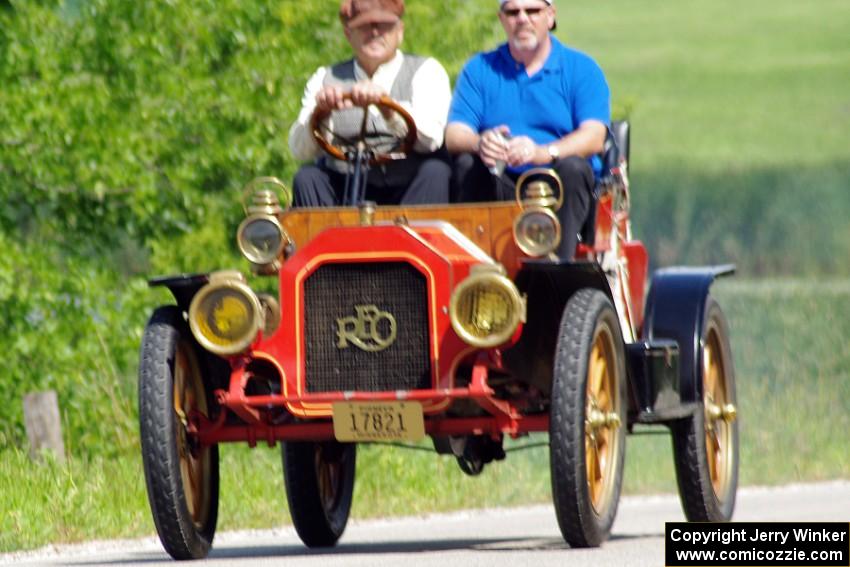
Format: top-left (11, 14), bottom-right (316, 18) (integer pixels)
top-left (289, 0), bottom-right (452, 206)
top-left (445, 0), bottom-right (610, 260)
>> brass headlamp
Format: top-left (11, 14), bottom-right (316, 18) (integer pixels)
top-left (237, 177), bottom-right (293, 274)
top-left (449, 264), bottom-right (526, 348)
top-left (512, 168), bottom-right (564, 258)
top-left (189, 271), bottom-right (264, 356)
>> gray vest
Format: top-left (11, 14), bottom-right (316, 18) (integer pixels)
top-left (320, 54), bottom-right (427, 162)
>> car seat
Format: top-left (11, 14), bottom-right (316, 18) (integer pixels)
top-left (578, 120), bottom-right (630, 246)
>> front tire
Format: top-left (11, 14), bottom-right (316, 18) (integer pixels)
top-left (283, 441), bottom-right (356, 547)
top-left (671, 297), bottom-right (738, 521)
top-left (549, 289), bottom-right (627, 547)
top-left (139, 306), bottom-right (219, 560)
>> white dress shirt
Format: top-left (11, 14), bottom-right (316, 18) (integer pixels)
top-left (288, 50), bottom-right (451, 161)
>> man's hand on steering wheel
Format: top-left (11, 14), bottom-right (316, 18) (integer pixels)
top-left (310, 89), bottom-right (417, 165)
top-left (314, 81), bottom-right (389, 114)
top-left (349, 81), bottom-right (390, 111)
top-left (314, 85), bottom-right (347, 113)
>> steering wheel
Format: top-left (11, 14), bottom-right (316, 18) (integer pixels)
top-left (310, 94), bottom-right (417, 166)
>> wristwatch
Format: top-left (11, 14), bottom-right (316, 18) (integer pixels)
top-left (547, 144), bottom-right (561, 162)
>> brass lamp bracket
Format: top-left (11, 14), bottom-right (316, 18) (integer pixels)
top-left (240, 176), bottom-right (292, 216)
top-left (514, 168), bottom-right (564, 212)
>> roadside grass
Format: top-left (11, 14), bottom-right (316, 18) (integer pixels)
top-left (566, 0), bottom-right (850, 170)
top-left (0, 450), bottom-right (149, 552)
top-left (3, 280), bottom-right (848, 552)
top-left (561, 0), bottom-right (850, 274)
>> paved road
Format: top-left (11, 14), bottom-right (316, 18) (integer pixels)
top-left (4, 482), bottom-right (848, 567)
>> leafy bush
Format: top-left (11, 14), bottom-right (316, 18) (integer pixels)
top-left (0, 0), bottom-right (497, 456)
top-left (0, 235), bottom-right (144, 455)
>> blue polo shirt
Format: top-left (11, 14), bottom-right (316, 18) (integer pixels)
top-left (448, 36), bottom-right (610, 175)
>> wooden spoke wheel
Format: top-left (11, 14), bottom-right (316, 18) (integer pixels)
top-left (283, 441), bottom-right (356, 548)
top-left (550, 289), bottom-right (626, 548)
top-left (672, 297), bottom-right (739, 521)
top-left (139, 306), bottom-right (219, 560)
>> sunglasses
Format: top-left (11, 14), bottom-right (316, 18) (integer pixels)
top-left (501, 6), bottom-right (546, 18)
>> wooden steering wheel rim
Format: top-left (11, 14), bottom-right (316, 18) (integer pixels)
top-left (309, 94), bottom-right (417, 165)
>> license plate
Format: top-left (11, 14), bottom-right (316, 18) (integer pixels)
top-left (332, 401), bottom-right (425, 442)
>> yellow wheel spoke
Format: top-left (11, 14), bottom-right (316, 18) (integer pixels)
top-left (597, 432), bottom-right (609, 474)
top-left (589, 349), bottom-right (605, 397)
top-left (703, 344), bottom-right (715, 391)
top-left (702, 325), bottom-right (734, 501)
top-left (597, 380), bottom-right (611, 411)
top-left (173, 341), bottom-right (210, 529)
top-left (706, 429), bottom-right (719, 483)
top-left (587, 439), bottom-right (601, 485)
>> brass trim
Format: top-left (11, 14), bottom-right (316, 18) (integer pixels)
top-left (236, 213), bottom-right (289, 270)
top-left (449, 264), bottom-right (525, 348)
top-left (336, 304), bottom-right (398, 352)
top-left (514, 167), bottom-right (564, 212)
top-left (209, 269), bottom-right (246, 284)
top-left (188, 275), bottom-right (263, 356)
top-left (359, 201), bottom-right (377, 226)
top-left (512, 206), bottom-right (562, 257)
top-left (258, 293), bottom-right (281, 337)
top-left (240, 176), bottom-right (292, 214)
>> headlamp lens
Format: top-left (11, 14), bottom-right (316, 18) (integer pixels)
top-left (238, 216), bottom-right (285, 266)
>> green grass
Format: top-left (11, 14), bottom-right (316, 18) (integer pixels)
top-left (3, 280), bottom-right (848, 552)
top-left (0, 450), bottom-right (149, 551)
top-left (563, 0), bottom-right (850, 170)
top-left (557, 0), bottom-right (850, 274)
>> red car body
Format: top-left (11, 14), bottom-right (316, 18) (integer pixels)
top-left (139, 121), bottom-right (738, 561)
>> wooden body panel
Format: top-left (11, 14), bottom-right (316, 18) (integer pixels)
top-left (281, 202), bottom-right (526, 277)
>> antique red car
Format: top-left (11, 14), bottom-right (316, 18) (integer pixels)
top-left (138, 98), bottom-right (739, 560)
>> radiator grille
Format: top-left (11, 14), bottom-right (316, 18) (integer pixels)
top-left (304, 262), bottom-right (431, 393)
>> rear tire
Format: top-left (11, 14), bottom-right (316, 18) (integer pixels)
top-left (671, 297), bottom-right (738, 521)
top-left (549, 289), bottom-right (626, 547)
top-left (283, 441), bottom-right (356, 547)
top-left (139, 306), bottom-right (219, 560)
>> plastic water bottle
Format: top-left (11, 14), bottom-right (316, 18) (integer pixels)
top-left (488, 131), bottom-right (510, 176)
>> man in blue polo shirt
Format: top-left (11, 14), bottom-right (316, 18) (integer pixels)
top-left (445, 0), bottom-right (610, 260)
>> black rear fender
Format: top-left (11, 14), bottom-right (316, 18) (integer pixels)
top-left (641, 265), bottom-right (735, 404)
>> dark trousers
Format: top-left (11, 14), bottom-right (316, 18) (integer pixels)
top-left (293, 151), bottom-right (451, 207)
top-left (451, 153), bottom-right (594, 260)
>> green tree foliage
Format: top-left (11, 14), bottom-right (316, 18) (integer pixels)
top-left (0, 0), bottom-right (496, 455)
top-left (1, 1), bottom-right (330, 252)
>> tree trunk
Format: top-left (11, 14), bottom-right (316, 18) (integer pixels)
top-left (23, 391), bottom-right (66, 464)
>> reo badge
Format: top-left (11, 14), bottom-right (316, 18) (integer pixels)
top-left (336, 305), bottom-right (398, 352)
